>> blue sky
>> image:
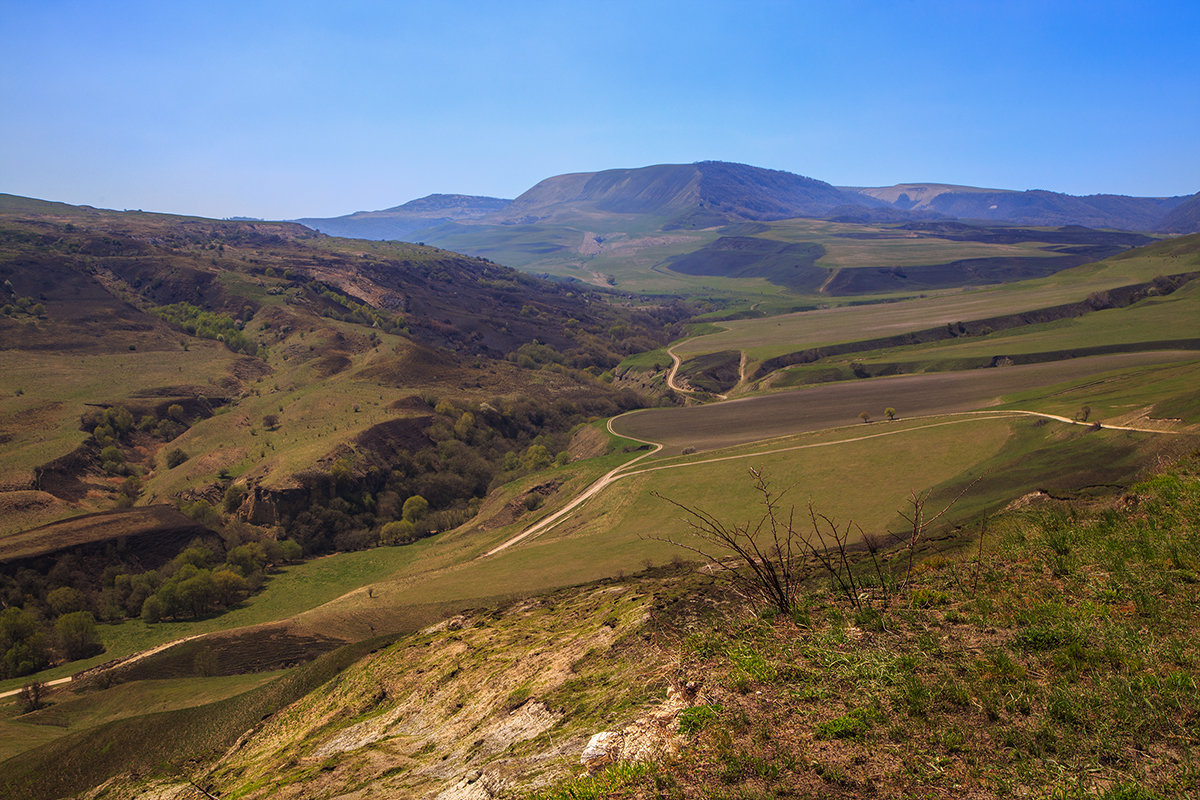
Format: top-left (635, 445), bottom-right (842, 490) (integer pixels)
top-left (2, 0), bottom-right (1197, 219)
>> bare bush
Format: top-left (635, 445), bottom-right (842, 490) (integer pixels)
top-left (649, 467), bottom-right (981, 614)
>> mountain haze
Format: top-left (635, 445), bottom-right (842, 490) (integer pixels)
top-left (495, 161), bottom-right (875, 229)
top-left (850, 183), bottom-right (1188, 230)
top-left (297, 162), bottom-right (1199, 245)
top-left (297, 193), bottom-right (510, 241)
top-left (1158, 191), bottom-right (1200, 234)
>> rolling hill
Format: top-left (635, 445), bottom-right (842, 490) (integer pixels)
top-left (850, 183), bottom-right (1189, 230)
top-left (2, 189), bottom-right (1197, 800)
top-left (295, 162), bottom-right (1197, 300)
top-left (1158, 190), bottom-right (1200, 233)
top-left (0, 194), bottom-right (688, 547)
top-left (296, 193), bottom-right (509, 242)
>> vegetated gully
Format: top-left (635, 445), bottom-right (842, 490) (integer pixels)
top-left (483, 350), bottom-right (1194, 556)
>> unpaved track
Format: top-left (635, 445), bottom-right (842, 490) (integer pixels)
top-left (482, 353), bottom-right (1195, 556)
top-left (479, 417), bottom-right (662, 557)
top-left (0, 633), bottom-right (206, 699)
top-left (620, 352), bottom-right (1196, 456)
top-left (665, 342), bottom-right (728, 400)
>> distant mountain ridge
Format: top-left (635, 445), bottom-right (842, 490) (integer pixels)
top-left (297, 194), bottom-right (509, 241)
top-left (847, 183), bottom-right (1186, 230)
top-left (495, 161), bottom-right (876, 229)
top-left (1158, 192), bottom-right (1200, 234)
top-left (296, 161), bottom-right (1197, 241)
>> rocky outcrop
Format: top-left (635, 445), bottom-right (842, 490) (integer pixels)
top-left (580, 679), bottom-right (703, 773)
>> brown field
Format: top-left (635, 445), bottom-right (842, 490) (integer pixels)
top-left (613, 351), bottom-right (1198, 455)
top-left (0, 505), bottom-right (209, 563)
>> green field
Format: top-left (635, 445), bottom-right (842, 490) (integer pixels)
top-left (0, 671), bottom-right (284, 762)
top-left (674, 237), bottom-right (1200, 361)
top-left (0, 345), bottom-right (239, 488)
top-left (430, 215), bottom-right (1086, 301)
top-left (767, 279), bottom-right (1200, 388)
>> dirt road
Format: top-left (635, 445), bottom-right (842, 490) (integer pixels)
top-left (618, 351), bottom-right (1194, 455)
top-left (481, 353), bottom-right (1194, 556)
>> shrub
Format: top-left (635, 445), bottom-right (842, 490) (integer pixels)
top-left (380, 519), bottom-right (417, 545)
top-left (55, 611), bottom-right (102, 660)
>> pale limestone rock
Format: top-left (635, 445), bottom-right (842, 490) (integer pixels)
top-left (432, 768), bottom-right (504, 800)
top-left (580, 731), bottom-right (623, 773)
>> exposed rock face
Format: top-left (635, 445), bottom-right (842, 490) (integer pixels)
top-left (580, 679), bottom-right (703, 773)
top-left (580, 731), bottom-right (623, 773)
top-left (432, 769), bottom-right (505, 800)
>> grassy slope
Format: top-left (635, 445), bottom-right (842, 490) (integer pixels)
top-left (577, 454), bottom-right (1200, 800)
top-left (16, 452), bottom-right (1200, 800)
top-left (674, 235), bottom-right (1200, 361)
top-left (0, 202), bottom-right (676, 535)
top-left (767, 280), bottom-right (1200, 388)
top-left (428, 215), bottom-right (1078, 300)
top-left (0, 671), bottom-right (285, 762)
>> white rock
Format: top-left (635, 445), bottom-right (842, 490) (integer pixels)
top-left (580, 731), bottom-right (623, 773)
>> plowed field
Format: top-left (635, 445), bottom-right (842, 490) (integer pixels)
top-left (612, 352), bottom-right (1195, 455)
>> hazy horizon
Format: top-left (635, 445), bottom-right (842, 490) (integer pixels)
top-left (3, 0), bottom-right (1197, 220)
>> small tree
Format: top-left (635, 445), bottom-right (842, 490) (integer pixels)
top-left (858, 411), bottom-right (872, 424)
top-left (884, 407), bottom-right (896, 421)
top-left (649, 469), bottom-right (802, 615)
top-left (401, 495), bottom-right (429, 523)
top-left (17, 682), bottom-right (44, 713)
top-left (56, 611), bottom-right (102, 660)
top-left (380, 519), bottom-right (416, 545)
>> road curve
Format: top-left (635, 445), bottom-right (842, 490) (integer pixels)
top-left (479, 353), bottom-right (1196, 557)
top-left (615, 352), bottom-right (1196, 455)
top-left (479, 416), bottom-right (662, 557)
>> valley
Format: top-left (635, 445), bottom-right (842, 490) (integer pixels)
top-left (0, 168), bottom-right (1198, 798)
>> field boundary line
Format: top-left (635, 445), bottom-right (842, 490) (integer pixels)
top-left (0, 632), bottom-right (207, 699)
top-left (478, 407), bottom-right (1188, 557)
top-left (615, 414), bottom-right (1027, 479)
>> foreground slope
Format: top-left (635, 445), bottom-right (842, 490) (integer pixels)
top-left (5, 451), bottom-right (1197, 800)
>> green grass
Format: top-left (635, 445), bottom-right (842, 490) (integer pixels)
top-left (674, 238), bottom-right (1200, 360)
top-left (758, 216), bottom-right (1061, 269)
top-left (0, 544), bottom-right (422, 694)
top-left (0, 671), bottom-right (285, 762)
top-left (0, 344), bottom-right (237, 490)
top-left (996, 358), bottom-right (1200, 424)
top-left (0, 637), bottom-right (390, 800)
top-left (768, 279), bottom-right (1200, 384)
top-left (533, 452), bottom-right (1200, 799)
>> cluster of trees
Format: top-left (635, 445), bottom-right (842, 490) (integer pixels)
top-left (0, 605), bottom-right (101, 679)
top-left (314, 284), bottom-right (408, 335)
top-left (1, 294), bottom-right (46, 318)
top-left (284, 391), bottom-right (644, 555)
top-left (131, 539), bottom-right (301, 623)
top-left (83, 403), bottom-right (190, 477)
top-left (0, 526), bottom-right (303, 678)
top-left (150, 301), bottom-right (259, 355)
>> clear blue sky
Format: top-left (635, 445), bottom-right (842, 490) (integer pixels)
top-left (2, 0), bottom-right (1197, 219)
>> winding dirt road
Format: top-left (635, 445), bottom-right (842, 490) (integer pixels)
top-left (480, 352), bottom-right (1193, 557)
top-left (480, 417), bottom-right (663, 557)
